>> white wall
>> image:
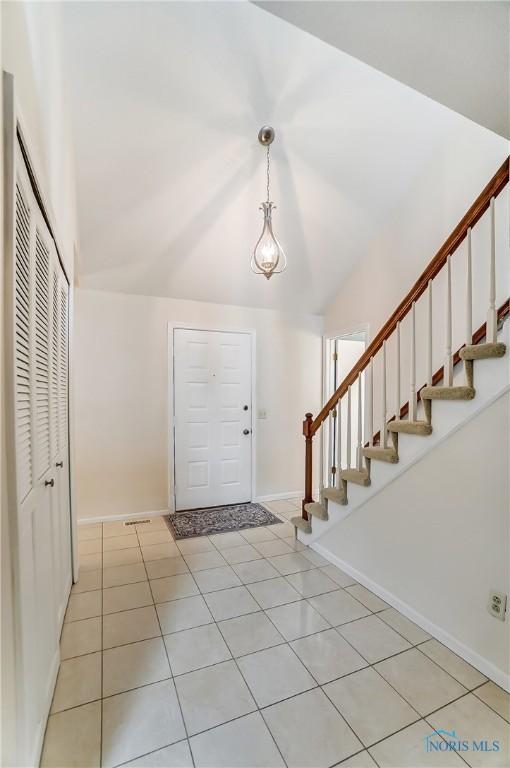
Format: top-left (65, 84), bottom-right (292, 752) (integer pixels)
top-left (317, 391), bottom-right (510, 685)
top-left (325, 133), bottom-right (509, 343)
top-left (74, 288), bottom-right (323, 521)
top-left (2, 1), bottom-right (77, 276)
top-left (324, 139), bottom-right (510, 440)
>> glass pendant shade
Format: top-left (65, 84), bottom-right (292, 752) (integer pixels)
top-left (251, 202), bottom-right (287, 280)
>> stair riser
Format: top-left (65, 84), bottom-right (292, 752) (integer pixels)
top-left (422, 387), bottom-right (475, 401)
top-left (460, 342), bottom-right (506, 361)
top-left (389, 423), bottom-right (432, 436)
top-left (362, 449), bottom-right (398, 464)
top-left (304, 501), bottom-right (328, 521)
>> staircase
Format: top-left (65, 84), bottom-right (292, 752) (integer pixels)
top-left (293, 158), bottom-right (509, 542)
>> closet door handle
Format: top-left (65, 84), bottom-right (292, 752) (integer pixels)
top-left (45, 479), bottom-right (55, 488)
top-left (243, 429), bottom-right (251, 435)
top-left (56, 461), bottom-right (64, 468)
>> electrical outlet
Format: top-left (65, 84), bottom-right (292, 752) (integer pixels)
top-left (487, 590), bottom-right (507, 621)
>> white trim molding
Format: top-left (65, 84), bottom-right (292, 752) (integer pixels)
top-left (78, 509), bottom-right (169, 526)
top-left (254, 491), bottom-right (302, 503)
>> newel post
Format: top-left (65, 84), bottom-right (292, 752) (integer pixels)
top-left (302, 413), bottom-right (314, 520)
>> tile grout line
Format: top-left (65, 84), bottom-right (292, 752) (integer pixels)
top-left (63, 606), bottom-right (490, 693)
top-left (263, 627), bottom-right (365, 762)
top-left (258, 605), bottom-right (415, 763)
top-left (68, 515), bottom-right (510, 767)
top-left (50, 641), bottom-right (501, 729)
top-left (168, 517), bottom-right (289, 764)
top-left (134, 524), bottom-right (197, 768)
top-left (177, 533), bottom-right (291, 767)
top-left (420, 716), bottom-right (472, 768)
top-left (192, 541), bottom-right (503, 763)
top-left (69, 540), bottom-right (494, 693)
top-left (70, 535), bottom-right (496, 699)
top-left (112, 739), bottom-right (191, 768)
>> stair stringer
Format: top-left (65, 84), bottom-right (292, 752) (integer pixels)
top-left (297, 322), bottom-right (509, 546)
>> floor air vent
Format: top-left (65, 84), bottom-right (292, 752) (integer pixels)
top-left (124, 519), bottom-right (152, 526)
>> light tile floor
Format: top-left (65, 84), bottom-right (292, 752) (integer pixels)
top-left (41, 498), bottom-right (510, 768)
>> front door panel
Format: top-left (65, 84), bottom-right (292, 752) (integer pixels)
top-left (174, 329), bottom-right (252, 510)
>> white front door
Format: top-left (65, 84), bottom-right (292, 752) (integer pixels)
top-left (173, 329), bottom-right (252, 510)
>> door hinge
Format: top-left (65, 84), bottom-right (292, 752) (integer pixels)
top-left (332, 352), bottom-right (338, 361)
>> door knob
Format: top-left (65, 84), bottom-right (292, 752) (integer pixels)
top-left (45, 479), bottom-right (55, 488)
top-left (243, 405), bottom-right (249, 411)
top-left (56, 461), bottom-right (63, 468)
top-left (243, 429), bottom-right (251, 435)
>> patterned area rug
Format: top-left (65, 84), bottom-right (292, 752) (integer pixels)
top-left (166, 502), bottom-right (282, 539)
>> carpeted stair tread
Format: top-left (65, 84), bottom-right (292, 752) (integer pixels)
top-left (388, 419), bottom-right (432, 436)
top-left (304, 501), bottom-right (328, 520)
top-left (340, 468), bottom-right (371, 486)
top-left (421, 385), bottom-right (475, 401)
top-left (322, 486), bottom-right (347, 505)
top-left (460, 342), bottom-right (506, 361)
top-left (291, 516), bottom-right (312, 534)
top-left (362, 446), bottom-right (399, 463)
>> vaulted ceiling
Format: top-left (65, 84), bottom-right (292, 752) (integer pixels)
top-left (255, 1), bottom-right (510, 140)
top-left (62, 1), bottom-right (501, 314)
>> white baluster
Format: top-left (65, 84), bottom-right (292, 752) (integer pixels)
top-left (445, 255), bottom-right (453, 386)
top-left (466, 228), bottom-right (472, 346)
top-left (410, 303), bottom-right (417, 419)
top-left (395, 322), bottom-right (401, 420)
top-left (346, 385), bottom-right (352, 468)
top-left (367, 357), bottom-right (374, 446)
top-left (357, 373), bottom-right (362, 470)
top-left (381, 341), bottom-right (387, 447)
top-left (328, 410), bottom-right (334, 486)
top-left (319, 420), bottom-right (324, 493)
top-left (487, 197), bottom-right (497, 343)
top-left (336, 397), bottom-right (342, 473)
top-left (427, 280), bottom-right (433, 386)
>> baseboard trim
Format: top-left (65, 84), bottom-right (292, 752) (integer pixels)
top-left (77, 509), bottom-right (169, 525)
top-left (78, 494), bottom-right (308, 524)
top-left (312, 542), bottom-right (510, 693)
top-left (33, 647), bottom-right (60, 768)
top-left (254, 491), bottom-right (303, 503)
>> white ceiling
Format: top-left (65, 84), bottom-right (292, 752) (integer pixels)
top-left (62, 1), bottom-right (492, 314)
top-left (255, 1), bottom-right (510, 140)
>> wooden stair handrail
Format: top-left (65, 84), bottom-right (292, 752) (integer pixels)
top-left (309, 156), bottom-right (509, 437)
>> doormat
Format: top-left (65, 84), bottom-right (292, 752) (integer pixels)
top-left (165, 502), bottom-right (282, 539)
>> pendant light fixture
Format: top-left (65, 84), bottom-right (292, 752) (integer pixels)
top-left (251, 126), bottom-right (287, 280)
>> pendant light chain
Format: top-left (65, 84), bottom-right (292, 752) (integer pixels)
top-left (251, 125), bottom-right (286, 279)
top-left (266, 144), bottom-right (271, 204)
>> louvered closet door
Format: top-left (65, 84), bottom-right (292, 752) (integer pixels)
top-left (51, 261), bottom-right (72, 626)
top-left (12, 147), bottom-right (71, 764)
top-left (14, 176), bottom-right (43, 756)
